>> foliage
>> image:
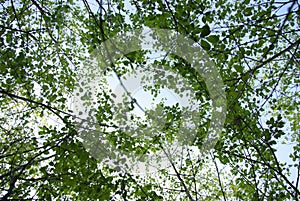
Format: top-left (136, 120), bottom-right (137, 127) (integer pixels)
top-left (0, 0), bottom-right (299, 200)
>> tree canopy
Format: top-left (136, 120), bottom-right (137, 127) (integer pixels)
top-left (0, 0), bottom-right (299, 200)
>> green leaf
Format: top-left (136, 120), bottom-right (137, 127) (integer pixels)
top-left (244, 7), bottom-right (252, 16)
top-left (207, 35), bottom-right (219, 44)
top-left (200, 24), bottom-right (211, 37)
top-left (200, 39), bottom-right (211, 51)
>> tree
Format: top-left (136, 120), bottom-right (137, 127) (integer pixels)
top-left (0, 0), bottom-right (299, 200)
